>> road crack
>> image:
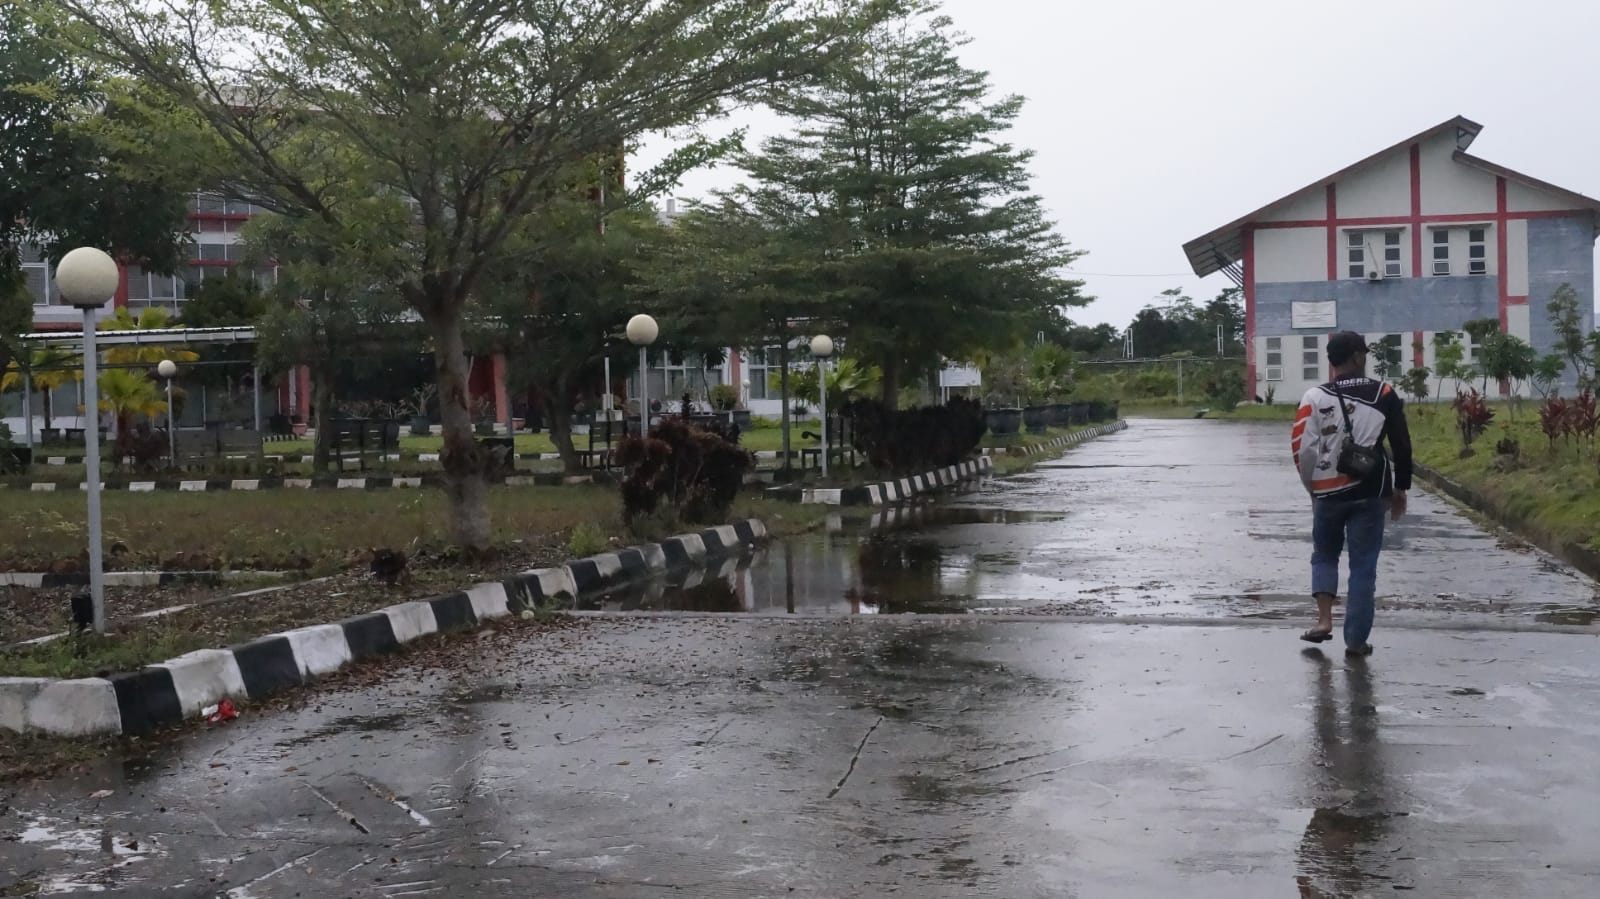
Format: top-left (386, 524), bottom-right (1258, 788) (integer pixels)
top-left (827, 715), bottom-right (885, 799)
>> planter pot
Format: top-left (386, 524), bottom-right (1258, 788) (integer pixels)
top-left (732, 409), bottom-right (753, 430)
top-left (291, 421), bottom-right (308, 437)
top-left (474, 421), bottom-right (495, 436)
top-left (1047, 403), bottom-right (1071, 426)
top-left (1088, 400), bottom-right (1111, 422)
top-left (40, 427), bottom-right (62, 444)
top-left (409, 415), bottom-right (432, 437)
top-left (381, 420), bottom-right (401, 444)
top-left (1069, 402), bottom-right (1090, 426)
top-left (985, 408), bottom-right (1022, 436)
top-left (1022, 406), bottom-right (1050, 434)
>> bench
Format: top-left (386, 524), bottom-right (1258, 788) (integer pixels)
top-left (174, 428), bottom-right (265, 470)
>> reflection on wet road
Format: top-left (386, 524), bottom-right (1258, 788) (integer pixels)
top-left (588, 419), bottom-right (1600, 625)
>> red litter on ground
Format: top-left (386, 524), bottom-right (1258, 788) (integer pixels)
top-left (203, 698), bottom-right (239, 723)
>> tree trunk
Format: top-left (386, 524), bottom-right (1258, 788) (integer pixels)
top-left (43, 389), bottom-right (53, 431)
top-left (546, 374), bottom-right (582, 474)
top-left (311, 370), bottom-right (334, 474)
top-left (879, 358), bottom-right (901, 410)
top-left (431, 310), bottom-right (491, 551)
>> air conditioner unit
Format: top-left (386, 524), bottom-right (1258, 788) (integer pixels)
top-left (1366, 269), bottom-right (1384, 282)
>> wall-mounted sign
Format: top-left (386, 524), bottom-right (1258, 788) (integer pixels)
top-left (1291, 300), bottom-right (1337, 330)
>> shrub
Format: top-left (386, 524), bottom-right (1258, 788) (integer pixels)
top-left (1540, 397), bottom-right (1570, 450)
top-left (567, 522), bottom-right (610, 557)
top-left (1568, 391), bottom-right (1599, 451)
top-left (842, 396), bottom-right (986, 475)
top-left (615, 417), bottom-right (754, 526)
top-left (708, 383), bottom-right (740, 412)
top-left (1453, 389), bottom-right (1494, 454)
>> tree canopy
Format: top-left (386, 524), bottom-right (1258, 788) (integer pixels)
top-left (46, 0), bottom-right (897, 548)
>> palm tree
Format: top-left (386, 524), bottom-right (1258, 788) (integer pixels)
top-left (1, 347), bottom-right (81, 431)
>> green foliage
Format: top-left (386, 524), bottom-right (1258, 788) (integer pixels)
top-left (1400, 367), bottom-right (1432, 405)
top-left (1201, 366), bottom-right (1245, 411)
top-left (1433, 331), bottom-right (1468, 399)
top-left (566, 522), bottom-right (611, 557)
top-left (53, 0), bottom-right (894, 549)
top-left (1532, 354), bottom-right (1566, 400)
top-left (683, 5), bottom-right (1086, 407)
top-left (1123, 287), bottom-right (1243, 359)
top-left (1547, 283), bottom-right (1593, 390)
top-left (181, 270), bottom-right (268, 328)
top-left (708, 383), bottom-right (741, 412)
top-left (0, 5), bottom-right (191, 299)
top-left (1370, 334), bottom-right (1403, 380)
top-left (780, 358), bottom-right (883, 409)
top-left (843, 397), bottom-right (986, 474)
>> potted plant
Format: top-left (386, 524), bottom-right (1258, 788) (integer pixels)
top-left (985, 406), bottom-right (1022, 435)
top-left (407, 384), bottom-right (436, 436)
top-left (0, 423), bottom-right (30, 474)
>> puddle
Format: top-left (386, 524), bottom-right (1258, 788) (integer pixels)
top-left (275, 712), bottom-right (412, 748)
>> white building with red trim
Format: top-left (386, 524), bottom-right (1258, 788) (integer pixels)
top-left (1184, 116), bottom-right (1599, 399)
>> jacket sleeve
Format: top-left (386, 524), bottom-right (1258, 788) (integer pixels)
top-left (1292, 394), bottom-right (1317, 494)
top-left (1383, 386), bottom-right (1413, 491)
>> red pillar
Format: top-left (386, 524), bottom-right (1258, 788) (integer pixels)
top-left (491, 353), bottom-right (510, 428)
top-left (114, 262), bottom-right (130, 311)
top-left (296, 366), bottom-right (311, 423)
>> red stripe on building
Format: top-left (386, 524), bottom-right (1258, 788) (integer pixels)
top-left (1243, 226), bottom-right (1256, 395)
top-left (1253, 209), bottom-right (1588, 230)
top-left (1325, 184), bottom-right (1338, 280)
top-left (1409, 144), bottom-right (1423, 277)
top-left (1496, 177), bottom-right (1510, 332)
top-left (1412, 330), bottom-right (1425, 370)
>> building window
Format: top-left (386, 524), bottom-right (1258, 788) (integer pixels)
top-left (1303, 366), bottom-right (1321, 381)
top-left (1432, 230), bottom-right (1450, 276)
top-left (1346, 232), bottom-right (1365, 279)
top-left (747, 348), bottom-right (776, 400)
top-left (1266, 351), bottom-right (1282, 367)
top-left (1303, 336), bottom-right (1319, 349)
top-left (1382, 231), bottom-right (1402, 277)
top-left (1468, 228), bottom-right (1487, 275)
top-left (1266, 368), bottom-right (1283, 382)
top-left (197, 243), bottom-right (228, 262)
top-left (1266, 337), bottom-right (1282, 350)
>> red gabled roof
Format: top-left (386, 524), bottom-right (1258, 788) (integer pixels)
top-left (1183, 116), bottom-right (1484, 277)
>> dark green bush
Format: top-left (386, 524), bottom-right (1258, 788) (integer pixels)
top-left (615, 417), bottom-right (754, 526)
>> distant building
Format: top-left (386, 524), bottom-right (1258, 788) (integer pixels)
top-left (1183, 116), bottom-right (1600, 399)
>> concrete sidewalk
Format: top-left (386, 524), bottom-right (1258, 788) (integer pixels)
top-left (3, 615), bottom-right (1597, 897)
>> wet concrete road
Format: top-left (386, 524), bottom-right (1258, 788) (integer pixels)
top-left (5, 419), bottom-right (1600, 897)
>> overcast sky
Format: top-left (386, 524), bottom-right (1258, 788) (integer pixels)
top-left (635, 0), bottom-right (1600, 329)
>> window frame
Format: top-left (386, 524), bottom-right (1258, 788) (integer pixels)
top-left (1432, 229), bottom-right (1450, 276)
top-left (1467, 227), bottom-right (1488, 275)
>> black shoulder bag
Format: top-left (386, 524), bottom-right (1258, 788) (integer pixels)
top-left (1333, 383), bottom-right (1382, 479)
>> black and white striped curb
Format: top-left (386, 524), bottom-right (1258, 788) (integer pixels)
top-left (0, 473), bottom-right (612, 493)
top-left (765, 421), bottom-right (1127, 506)
top-left (32, 450), bottom-right (794, 465)
top-left (979, 420), bottom-right (1128, 459)
top-left (0, 570), bottom-right (287, 589)
top-left (0, 521), bottom-right (767, 738)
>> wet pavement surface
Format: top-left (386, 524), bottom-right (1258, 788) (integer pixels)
top-left (5, 419), bottom-right (1600, 897)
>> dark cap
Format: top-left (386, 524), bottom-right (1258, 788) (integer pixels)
top-left (1325, 330), bottom-right (1370, 366)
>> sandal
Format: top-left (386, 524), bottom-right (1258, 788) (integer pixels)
top-left (1299, 628), bottom-right (1334, 644)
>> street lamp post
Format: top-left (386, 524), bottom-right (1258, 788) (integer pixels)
top-left (55, 247), bottom-right (119, 634)
top-left (626, 314), bottom-right (659, 438)
top-left (158, 359), bottom-right (178, 468)
top-left (810, 335), bottom-right (834, 479)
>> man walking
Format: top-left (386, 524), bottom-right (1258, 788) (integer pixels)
top-left (1291, 331), bottom-right (1412, 656)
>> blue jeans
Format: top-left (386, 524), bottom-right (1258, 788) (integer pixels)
top-left (1311, 496), bottom-right (1388, 647)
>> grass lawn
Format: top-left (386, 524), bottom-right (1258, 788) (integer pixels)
top-left (0, 487), bottom-right (825, 678)
top-left (0, 485), bottom-right (822, 572)
top-left (1404, 401), bottom-right (1600, 552)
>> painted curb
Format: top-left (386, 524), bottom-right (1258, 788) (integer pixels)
top-left (1412, 462), bottom-right (1600, 584)
top-left (34, 451), bottom-right (792, 466)
top-left (766, 420), bottom-right (1128, 507)
top-left (0, 519), bottom-right (770, 738)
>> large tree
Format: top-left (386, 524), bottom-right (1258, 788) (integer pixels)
top-left (717, 4), bottom-right (1087, 407)
top-left (46, 0), bottom-right (894, 549)
top-left (0, 3), bottom-right (190, 375)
